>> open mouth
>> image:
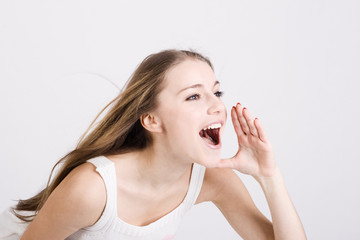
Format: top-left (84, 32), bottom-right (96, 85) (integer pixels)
top-left (199, 123), bottom-right (221, 146)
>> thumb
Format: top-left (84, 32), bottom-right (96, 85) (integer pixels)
top-left (217, 157), bottom-right (235, 169)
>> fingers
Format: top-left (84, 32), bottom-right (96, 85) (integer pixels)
top-left (234, 103), bottom-right (258, 137)
top-left (233, 103), bottom-right (268, 141)
top-left (242, 107), bottom-right (258, 137)
top-left (234, 103), bottom-right (250, 135)
top-left (231, 106), bottom-right (246, 138)
top-left (254, 118), bottom-right (269, 142)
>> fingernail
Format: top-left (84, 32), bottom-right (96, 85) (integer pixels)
top-left (243, 107), bottom-right (247, 110)
top-left (237, 102), bottom-right (241, 106)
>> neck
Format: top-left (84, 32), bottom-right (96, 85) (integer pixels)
top-left (110, 143), bottom-right (192, 191)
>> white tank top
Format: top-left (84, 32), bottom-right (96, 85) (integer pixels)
top-left (66, 156), bottom-right (206, 240)
top-left (0, 156), bottom-right (206, 240)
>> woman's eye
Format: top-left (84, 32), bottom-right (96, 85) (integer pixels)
top-left (186, 94), bottom-right (200, 101)
top-left (214, 91), bottom-right (224, 97)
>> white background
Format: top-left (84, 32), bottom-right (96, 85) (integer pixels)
top-left (1, 0), bottom-right (359, 239)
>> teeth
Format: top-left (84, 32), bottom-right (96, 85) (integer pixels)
top-left (203, 123), bottom-right (222, 130)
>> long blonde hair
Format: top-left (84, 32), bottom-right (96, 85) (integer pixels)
top-left (14, 49), bottom-right (213, 222)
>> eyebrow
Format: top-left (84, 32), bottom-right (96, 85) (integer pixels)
top-left (177, 81), bottom-right (220, 95)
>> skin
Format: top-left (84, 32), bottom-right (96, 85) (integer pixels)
top-left (21, 59), bottom-right (306, 239)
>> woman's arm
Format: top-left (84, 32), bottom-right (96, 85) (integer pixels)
top-left (255, 167), bottom-right (306, 239)
top-left (198, 167), bottom-right (275, 239)
top-left (215, 103), bottom-right (306, 239)
top-left (21, 163), bottom-right (106, 240)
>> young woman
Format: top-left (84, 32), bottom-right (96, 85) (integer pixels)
top-left (0, 49), bottom-right (306, 239)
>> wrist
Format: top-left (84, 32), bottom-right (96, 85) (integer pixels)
top-left (254, 166), bottom-right (283, 190)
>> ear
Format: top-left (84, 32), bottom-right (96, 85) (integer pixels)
top-left (140, 113), bottom-right (163, 133)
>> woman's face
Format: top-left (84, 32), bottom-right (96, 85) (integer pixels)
top-left (154, 59), bottom-right (227, 167)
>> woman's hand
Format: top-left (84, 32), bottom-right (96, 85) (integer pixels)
top-left (218, 103), bottom-right (276, 178)
top-left (217, 104), bottom-right (307, 239)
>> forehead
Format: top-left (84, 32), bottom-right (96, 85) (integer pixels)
top-left (163, 59), bottom-right (216, 92)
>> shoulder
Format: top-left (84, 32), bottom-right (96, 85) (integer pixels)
top-left (62, 161), bottom-right (106, 195)
top-left (55, 162), bottom-right (107, 225)
top-left (67, 162), bottom-right (107, 195)
top-left (22, 162), bottom-right (106, 238)
top-left (196, 167), bottom-right (249, 204)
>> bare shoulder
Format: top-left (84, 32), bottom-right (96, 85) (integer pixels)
top-left (52, 162), bottom-right (107, 225)
top-left (22, 162), bottom-right (106, 239)
top-left (62, 161), bottom-right (106, 198)
top-left (196, 167), bottom-right (246, 204)
top-left (63, 162), bottom-right (107, 209)
top-left (196, 167), bottom-right (257, 208)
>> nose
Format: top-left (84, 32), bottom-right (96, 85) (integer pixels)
top-left (207, 94), bottom-right (225, 115)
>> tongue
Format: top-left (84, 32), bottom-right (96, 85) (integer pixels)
top-left (203, 130), bottom-right (216, 145)
top-left (200, 128), bottom-right (219, 145)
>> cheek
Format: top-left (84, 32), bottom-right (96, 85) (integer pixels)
top-left (162, 114), bottom-right (201, 146)
top-left (161, 104), bottom-right (201, 127)
top-left (157, 101), bottom-right (206, 144)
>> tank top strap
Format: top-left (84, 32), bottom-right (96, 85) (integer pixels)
top-left (85, 156), bottom-right (118, 231)
top-left (87, 156), bottom-right (114, 169)
top-left (182, 163), bottom-right (206, 211)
